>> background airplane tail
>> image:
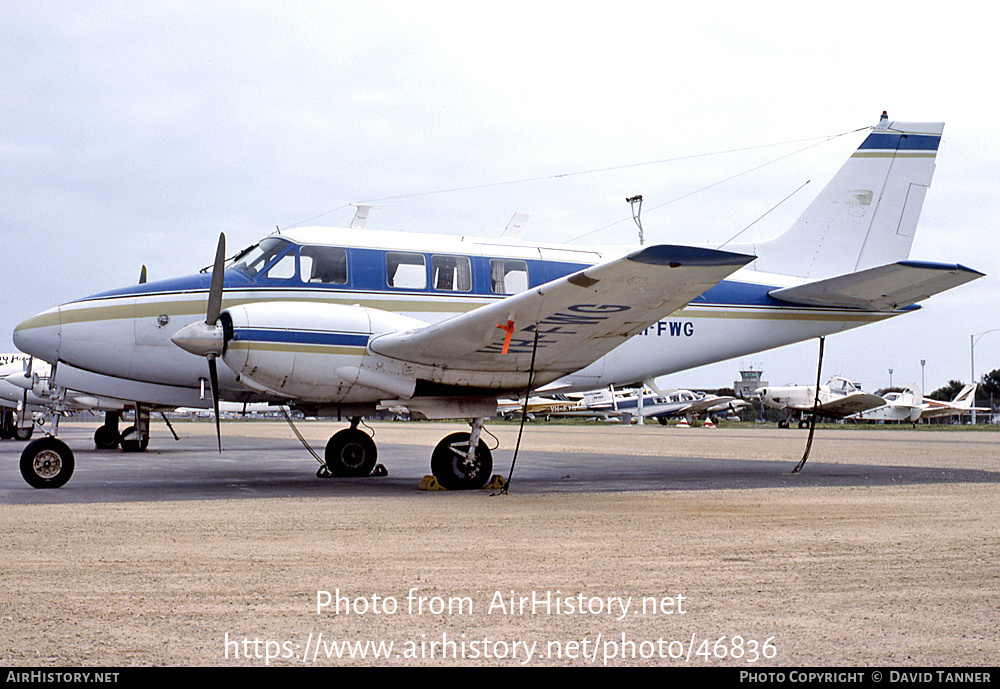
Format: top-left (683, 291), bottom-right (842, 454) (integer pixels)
top-left (901, 384), bottom-right (921, 406)
top-left (743, 113), bottom-right (943, 280)
top-left (951, 383), bottom-right (977, 409)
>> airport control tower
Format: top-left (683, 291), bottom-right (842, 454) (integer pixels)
top-left (735, 368), bottom-right (768, 399)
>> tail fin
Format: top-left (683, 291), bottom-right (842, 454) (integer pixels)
top-left (951, 383), bottom-right (977, 408)
top-left (746, 113), bottom-right (943, 280)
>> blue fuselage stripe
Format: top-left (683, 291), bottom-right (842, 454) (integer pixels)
top-left (231, 329), bottom-right (369, 347)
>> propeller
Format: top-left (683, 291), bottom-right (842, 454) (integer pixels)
top-left (171, 233), bottom-right (227, 452)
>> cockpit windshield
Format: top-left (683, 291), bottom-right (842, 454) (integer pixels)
top-left (228, 238), bottom-right (291, 277)
top-left (827, 377), bottom-right (860, 395)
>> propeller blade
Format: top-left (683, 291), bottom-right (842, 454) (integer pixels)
top-left (206, 233), bottom-right (226, 326)
top-left (139, 265), bottom-right (147, 284)
top-left (208, 355), bottom-right (222, 453)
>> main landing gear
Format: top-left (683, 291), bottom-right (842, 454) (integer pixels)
top-left (777, 413), bottom-right (811, 429)
top-left (92, 410), bottom-right (150, 451)
top-left (430, 417), bottom-right (493, 491)
top-left (316, 416), bottom-right (494, 490)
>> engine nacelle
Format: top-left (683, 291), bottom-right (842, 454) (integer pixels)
top-left (221, 301), bottom-right (426, 403)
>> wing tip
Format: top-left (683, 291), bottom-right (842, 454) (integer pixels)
top-left (897, 260), bottom-right (986, 279)
top-left (627, 245), bottom-right (755, 268)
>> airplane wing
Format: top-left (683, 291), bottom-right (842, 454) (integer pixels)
top-left (814, 392), bottom-right (886, 417)
top-left (684, 395), bottom-right (740, 413)
top-left (369, 245), bottom-right (753, 376)
top-left (769, 261), bottom-right (983, 311)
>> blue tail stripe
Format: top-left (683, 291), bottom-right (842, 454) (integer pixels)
top-left (859, 132), bottom-right (940, 151)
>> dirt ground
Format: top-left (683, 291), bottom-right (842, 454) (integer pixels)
top-left (2, 421), bottom-right (998, 667)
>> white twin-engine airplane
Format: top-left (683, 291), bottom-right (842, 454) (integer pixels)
top-left (12, 113), bottom-right (984, 489)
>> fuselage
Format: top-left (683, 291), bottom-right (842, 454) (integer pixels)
top-left (13, 227), bottom-right (900, 408)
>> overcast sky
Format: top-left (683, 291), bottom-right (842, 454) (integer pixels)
top-left (2, 1), bottom-right (998, 394)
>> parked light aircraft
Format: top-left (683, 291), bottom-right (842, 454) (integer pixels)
top-left (580, 386), bottom-right (748, 424)
top-left (643, 390), bottom-right (750, 425)
top-left (755, 375), bottom-right (887, 427)
top-left (496, 394), bottom-right (590, 420)
top-left (849, 383), bottom-right (988, 424)
top-left (12, 113), bottom-right (984, 488)
top-left (848, 385), bottom-right (924, 424)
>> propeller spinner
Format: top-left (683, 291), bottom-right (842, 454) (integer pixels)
top-left (170, 232), bottom-right (227, 451)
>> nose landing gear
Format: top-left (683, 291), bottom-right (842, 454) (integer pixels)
top-left (20, 437), bottom-right (75, 489)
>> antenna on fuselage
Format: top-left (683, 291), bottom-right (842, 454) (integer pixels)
top-left (500, 212), bottom-right (530, 239)
top-left (627, 195), bottom-right (644, 245)
top-left (350, 204), bottom-right (373, 229)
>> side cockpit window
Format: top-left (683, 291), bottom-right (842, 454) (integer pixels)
top-left (300, 246), bottom-right (348, 285)
top-left (265, 252), bottom-right (297, 280)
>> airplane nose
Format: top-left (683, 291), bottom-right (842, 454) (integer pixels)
top-left (12, 308), bottom-right (61, 363)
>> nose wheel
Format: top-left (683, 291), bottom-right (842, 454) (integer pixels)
top-left (20, 437), bottom-right (75, 489)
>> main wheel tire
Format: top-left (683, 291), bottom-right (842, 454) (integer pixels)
top-left (14, 425), bottom-right (33, 441)
top-left (324, 428), bottom-right (377, 477)
top-left (431, 432), bottom-right (493, 490)
top-left (20, 437), bottom-right (75, 489)
top-left (94, 424), bottom-right (121, 450)
top-left (119, 426), bottom-right (149, 452)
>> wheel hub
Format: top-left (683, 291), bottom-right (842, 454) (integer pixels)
top-left (340, 442), bottom-right (366, 469)
top-left (32, 450), bottom-right (63, 479)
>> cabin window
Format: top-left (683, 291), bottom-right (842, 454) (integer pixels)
top-left (386, 251), bottom-right (426, 289)
top-left (300, 246), bottom-right (348, 284)
top-left (431, 254), bottom-right (472, 292)
top-left (490, 258), bottom-right (529, 294)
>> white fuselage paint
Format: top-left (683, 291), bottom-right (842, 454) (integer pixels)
top-left (13, 228), bottom-right (894, 409)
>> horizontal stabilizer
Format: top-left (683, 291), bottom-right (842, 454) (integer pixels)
top-left (769, 261), bottom-right (983, 311)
